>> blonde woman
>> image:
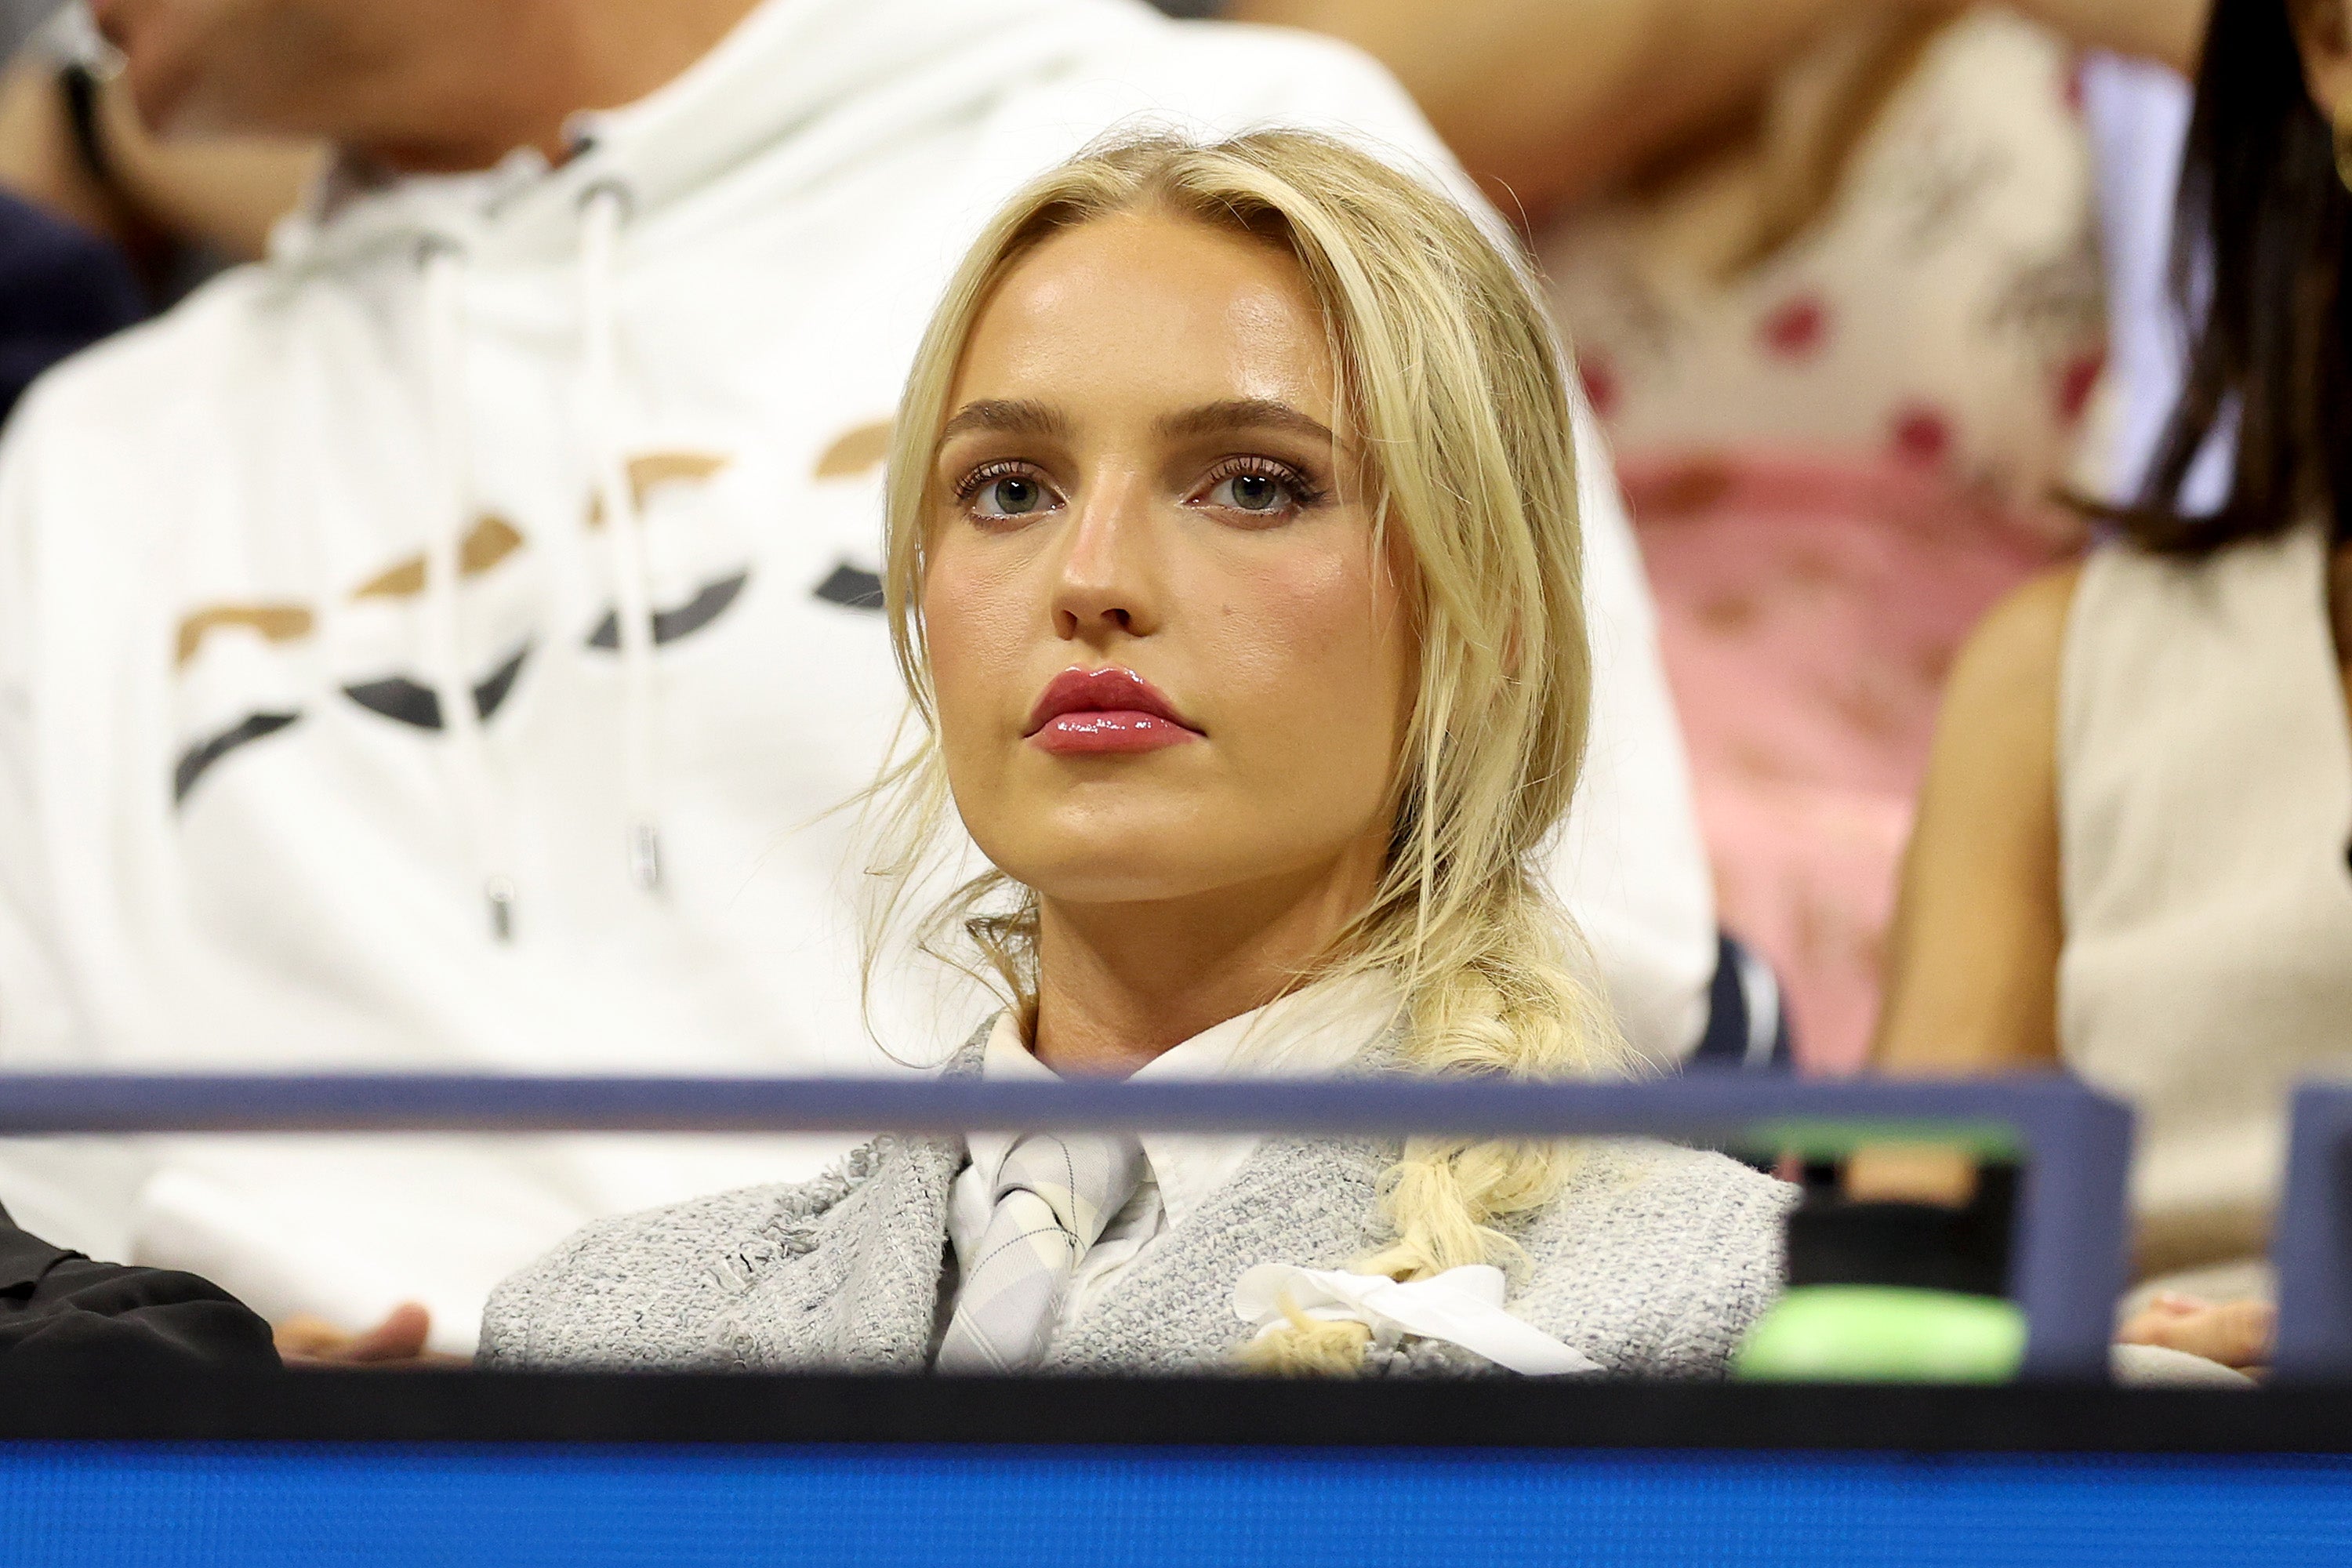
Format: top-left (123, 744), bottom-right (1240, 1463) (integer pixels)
top-left (478, 131), bottom-right (1788, 1378)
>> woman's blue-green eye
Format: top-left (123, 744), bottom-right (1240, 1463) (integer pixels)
top-left (1213, 473), bottom-right (1290, 513)
top-left (1230, 474), bottom-right (1280, 510)
top-left (977, 475), bottom-right (1047, 516)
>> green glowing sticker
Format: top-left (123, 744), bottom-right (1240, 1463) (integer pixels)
top-left (1733, 1286), bottom-right (2027, 1385)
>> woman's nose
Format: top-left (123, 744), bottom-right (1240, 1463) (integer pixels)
top-left (1050, 471), bottom-right (1160, 641)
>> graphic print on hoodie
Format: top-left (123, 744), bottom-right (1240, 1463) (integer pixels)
top-left (170, 448), bottom-right (795, 806)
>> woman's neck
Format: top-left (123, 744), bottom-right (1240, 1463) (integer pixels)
top-left (1028, 852), bottom-right (1384, 1078)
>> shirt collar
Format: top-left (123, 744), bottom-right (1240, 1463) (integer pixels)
top-left (970, 974), bottom-right (1403, 1228)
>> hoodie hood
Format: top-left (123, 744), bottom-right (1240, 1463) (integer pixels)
top-left (260, 0), bottom-right (1174, 935)
top-left (275, 0), bottom-right (1134, 274)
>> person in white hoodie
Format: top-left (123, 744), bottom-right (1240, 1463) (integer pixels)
top-left (0, 0), bottom-right (1716, 1354)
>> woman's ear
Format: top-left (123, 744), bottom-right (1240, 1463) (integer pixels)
top-left (2292, 0), bottom-right (2352, 132)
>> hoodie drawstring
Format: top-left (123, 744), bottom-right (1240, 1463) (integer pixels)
top-left (419, 238), bottom-right (520, 941)
top-left (579, 181), bottom-right (666, 894)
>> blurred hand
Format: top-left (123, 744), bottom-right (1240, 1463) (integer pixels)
top-left (273, 1302), bottom-right (466, 1368)
top-left (2117, 1294), bottom-right (2275, 1374)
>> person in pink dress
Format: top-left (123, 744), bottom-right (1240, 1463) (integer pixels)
top-left (1235, 0), bottom-right (2207, 1067)
top-left (1540, 12), bottom-right (2114, 1069)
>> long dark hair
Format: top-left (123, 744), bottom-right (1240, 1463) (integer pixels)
top-left (2131, 0), bottom-right (2352, 554)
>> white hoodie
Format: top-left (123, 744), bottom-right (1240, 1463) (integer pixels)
top-left (0, 0), bottom-right (1712, 1348)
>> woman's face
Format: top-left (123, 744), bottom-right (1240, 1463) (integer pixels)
top-left (922, 210), bottom-right (1416, 914)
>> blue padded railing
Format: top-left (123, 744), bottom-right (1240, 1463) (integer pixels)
top-left (2272, 1083), bottom-right (2352, 1381)
top-left (0, 1071), bottom-right (2132, 1380)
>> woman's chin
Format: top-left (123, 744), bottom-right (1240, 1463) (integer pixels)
top-left (1014, 868), bottom-right (1231, 911)
top-left (1000, 841), bottom-right (1272, 913)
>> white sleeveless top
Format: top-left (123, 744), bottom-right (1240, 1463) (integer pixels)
top-left (2060, 523), bottom-right (2352, 1263)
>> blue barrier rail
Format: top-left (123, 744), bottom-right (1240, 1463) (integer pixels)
top-left (2271, 1084), bottom-right (2352, 1381)
top-left (0, 1070), bottom-right (2132, 1380)
top-left (6, 1444), bottom-right (2350, 1568)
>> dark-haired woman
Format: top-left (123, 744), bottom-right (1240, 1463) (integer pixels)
top-left (1870, 0), bottom-right (2352, 1363)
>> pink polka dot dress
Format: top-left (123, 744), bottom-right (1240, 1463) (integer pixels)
top-left (1539, 11), bottom-right (2104, 1070)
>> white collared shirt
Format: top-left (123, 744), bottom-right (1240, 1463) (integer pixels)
top-left (946, 977), bottom-right (1401, 1344)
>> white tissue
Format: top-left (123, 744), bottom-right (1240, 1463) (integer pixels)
top-left (1233, 1262), bottom-right (1601, 1377)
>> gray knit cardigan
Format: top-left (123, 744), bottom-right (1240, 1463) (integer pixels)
top-left (478, 1036), bottom-right (1794, 1378)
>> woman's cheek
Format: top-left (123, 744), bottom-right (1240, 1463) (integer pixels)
top-left (1220, 545), bottom-right (1398, 699)
top-left (922, 561), bottom-right (1024, 759)
top-left (1207, 548), bottom-right (1406, 812)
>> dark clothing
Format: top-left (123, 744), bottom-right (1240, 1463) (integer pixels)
top-left (0, 187), bottom-right (145, 427)
top-left (1688, 933), bottom-right (1795, 1072)
top-left (0, 1204), bottom-right (278, 1371)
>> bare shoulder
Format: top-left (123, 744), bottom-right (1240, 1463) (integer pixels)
top-left (1940, 561), bottom-right (2082, 731)
top-left (1873, 561), bottom-right (2082, 1072)
top-left (1904, 559), bottom-right (2083, 823)
top-left (1916, 557), bottom-right (2087, 852)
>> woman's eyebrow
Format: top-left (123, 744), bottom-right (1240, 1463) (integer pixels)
top-left (1156, 398), bottom-right (1341, 450)
top-left (938, 398), bottom-right (1070, 441)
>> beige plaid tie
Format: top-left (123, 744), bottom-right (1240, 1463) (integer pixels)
top-left (935, 1131), bottom-right (1145, 1374)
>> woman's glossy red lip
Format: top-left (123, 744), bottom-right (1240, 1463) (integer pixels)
top-left (1024, 666), bottom-right (1203, 753)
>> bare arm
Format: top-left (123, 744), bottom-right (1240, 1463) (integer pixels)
top-left (1841, 567), bottom-right (2074, 1207)
top-left (2010, 0), bottom-right (2209, 71)
top-left (1229, 0), bottom-right (2209, 216)
top-left (1871, 565), bottom-right (2078, 1076)
top-left (1228, 0), bottom-right (1901, 213)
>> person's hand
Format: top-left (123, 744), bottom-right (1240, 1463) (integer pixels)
top-left (2118, 1294), bottom-right (2275, 1374)
top-left (273, 1303), bottom-right (467, 1368)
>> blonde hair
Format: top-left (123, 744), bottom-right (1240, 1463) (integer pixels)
top-left (866, 129), bottom-right (1627, 1371)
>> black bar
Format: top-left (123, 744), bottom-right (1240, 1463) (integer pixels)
top-left (0, 1373), bottom-right (2336, 1455)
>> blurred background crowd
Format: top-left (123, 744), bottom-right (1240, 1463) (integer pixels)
top-left (0, 0), bottom-right (2205, 1063)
